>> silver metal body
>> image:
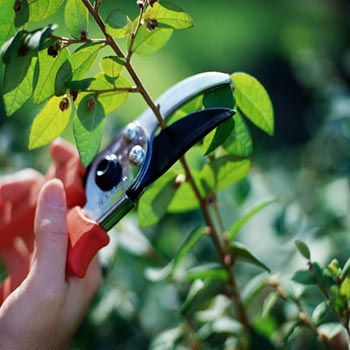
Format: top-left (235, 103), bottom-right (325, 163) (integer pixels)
top-left (83, 72), bottom-right (232, 229)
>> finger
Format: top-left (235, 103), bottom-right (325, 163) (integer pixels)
top-left (0, 169), bottom-right (43, 203)
top-left (50, 138), bottom-right (78, 166)
top-left (33, 179), bottom-right (67, 282)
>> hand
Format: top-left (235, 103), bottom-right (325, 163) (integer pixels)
top-left (0, 179), bottom-right (101, 350)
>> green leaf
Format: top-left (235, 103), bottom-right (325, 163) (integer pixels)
top-left (295, 240), bottom-right (311, 260)
top-left (105, 10), bottom-right (132, 38)
top-left (88, 73), bottom-right (131, 115)
top-left (227, 200), bottom-right (276, 240)
top-left (100, 56), bottom-right (125, 78)
top-left (1, 30), bottom-right (25, 64)
top-left (28, 0), bottom-right (65, 22)
top-left (201, 85), bottom-right (235, 155)
top-left (146, 226), bottom-right (206, 282)
top-left (231, 72), bottom-right (274, 136)
top-left (167, 182), bottom-right (200, 213)
top-left (291, 269), bottom-right (316, 285)
top-left (64, 0), bottom-right (89, 39)
top-left (73, 94), bottom-right (106, 167)
top-left (14, 0), bottom-right (29, 27)
top-left (340, 277), bottom-right (350, 298)
top-left (181, 279), bottom-right (224, 316)
top-left (70, 43), bottom-right (102, 80)
top-left (65, 78), bottom-right (95, 91)
top-left (184, 263), bottom-right (228, 282)
top-left (202, 118), bottom-right (234, 155)
top-left (341, 258), bottom-right (350, 279)
top-left (131, 24), bottom-right (173, 57)
top-left (0, 0), bottom-right (16, 48)
top-left (312, 301), bottom-right (334, 326)
top-left (228, 241), bottom-right (270, 272)
top-left (144, 1), bottom-right (194, 30)
top-left (3, 52), bottom-right (37, 116)
top-left (202, 156), bottom-right (251, 191)
top-left (137, 171), bottom-right (177, 227)
top-left (33, 47), bottom-right (69, 104)
top-left (224, 112), bottom-right (253, 157)
top-left (29, 96), bottom-right (72, 149)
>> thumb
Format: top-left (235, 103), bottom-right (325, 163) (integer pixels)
top-left (33, 179), bottom-right (67, 282)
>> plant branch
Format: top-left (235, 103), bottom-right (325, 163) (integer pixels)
top-left (126, 1), bottom-right (148, 63)
top-left (49, 34), bottom-right (105, 46)
top-left (82, 0), bottom-right (250, 337)
top-left (81, 86), bottom-right (140, 94)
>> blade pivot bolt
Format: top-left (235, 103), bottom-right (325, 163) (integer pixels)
top-left (124, 123), bottom-right (139, 142)
top-left (129, 145), bottom-right (145, 166)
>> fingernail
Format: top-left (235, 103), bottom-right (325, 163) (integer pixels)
top-left (44, 180), bottom-right (66, 209)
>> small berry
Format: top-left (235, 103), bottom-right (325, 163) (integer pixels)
top-left (136, 0), bottom-right (144, 9)
top-left (47, 43), bottom-right (60, 58)
top-left (13, 0), bottom-right (22, 12)
top-left (87, 96), bottom-right (96, 111)
top-left (59, 97), bottom-right (69, 111)
top-left (80, 30), bottom-right (87, 41)
top-left (146, 18), bottom-right (158, 31)
top-left (70, 90), bottom-right (78, 102)
top-left (147, 0), bottom-right (157, 7)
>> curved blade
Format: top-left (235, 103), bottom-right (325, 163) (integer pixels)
top-left (127, 107), bottom-right (235, 200)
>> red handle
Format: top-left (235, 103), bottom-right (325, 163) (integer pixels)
top-left (0, 146), bottom-right (108, 304)
top-left (66, 207), bottom-right (109, 278)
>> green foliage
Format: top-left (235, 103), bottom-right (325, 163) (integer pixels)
top-left (29, 96), bottom-right (72, 149)
top-left (73, 94), bottom-right (105, 166)
top-left (64, 0), bottom-right (89, 39)
top-left (231, 72), bottom-right (274, 136)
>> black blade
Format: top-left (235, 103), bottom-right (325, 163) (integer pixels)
top-left (127, 107), bottom-right (235, 200)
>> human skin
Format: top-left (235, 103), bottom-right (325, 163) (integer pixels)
top-left (0, 140), bottom-right (101, 349)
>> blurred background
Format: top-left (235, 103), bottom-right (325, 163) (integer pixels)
top-left (0, 0), bottom-right (349, 349)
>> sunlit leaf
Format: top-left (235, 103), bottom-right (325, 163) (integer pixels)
top-left (28, 0), bottom-right (65, 22)
top-left (202, 156), bottom-right (251, 191)
top-left (0, 0), bottom-right (16, 48)
top-left (227, 200), bottom-right (276, 240)
top-left (146, 226), bottom-right (206, 282)
top-left (144, 1), bottom-right (194, 30)
top-left (340, 277), bottom-right (350, 298)
top-left (70, 43), bottom-right (102, 80)
top-left (3, 52), bottom-right (37, 116)
top-left (33, 47), bottom-right (69, 104)
top-left (73, 94), bottom-right (106, 167)
top-left (100, 56), bottom-right (125, 78)
top-left (232, 72), bottom-right (274, 136)
top-left (224, 112), bottom-right (253, 157)
top-left (184, 263), bottom-right (228, 282)
top-left (228, 241), bottom-right (270, 272)
top-left (88, 73), bottom-right (131, 115)
top-left (131, 24), bottom-right (173, 57)
top-left (295, 240), bottom-right (311, 260)
top-left (29, 96), bottom-right (72, 149)
top-left (65, 0), bottom-right (89, 39)
top-left (137, 171), bottom-right (178, 227)
top-left (341, 258), bottom-right (350, 279)
top-left (105, 10), bottom-right (132, 38)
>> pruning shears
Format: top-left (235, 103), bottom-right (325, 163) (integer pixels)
top-left (0, 72), bottom-right (234, 296)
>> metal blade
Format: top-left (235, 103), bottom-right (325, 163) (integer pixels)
top-left (127, 107), bottom-right (235, 200)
